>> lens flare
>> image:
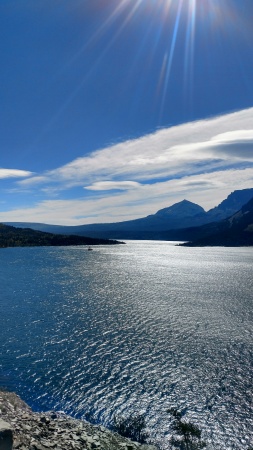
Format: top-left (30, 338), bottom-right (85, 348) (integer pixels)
top-left (131, 0), bottom-right (239, 118)
top-left (39, 0), bottom-right (242, 136)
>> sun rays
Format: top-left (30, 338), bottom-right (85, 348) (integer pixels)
top-left (31, 0), bottom-right (241, 143)
top-left (80, 0), bottom-right (235, 119)
top-left (137, 0), bottom-right (239, 118)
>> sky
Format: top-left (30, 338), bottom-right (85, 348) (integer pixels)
top-left (1, 0), bottom-right (253, 225)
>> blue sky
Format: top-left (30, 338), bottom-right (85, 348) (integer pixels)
top-left (1, 0), bottom-right (253, 224)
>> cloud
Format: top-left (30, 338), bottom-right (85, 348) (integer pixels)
top-left (171, 129), bottom-right (253, 160)
top-left (210, 130), bottom-right (253, 159)
top-left (2, 107), bottom-right (253, 224)
top-left (18, 108), bottom-right (253, 193)
top-left (0, 169), bottom-right (33, 179)
top-left (19, 176), bottom-right (48, 186)
top-left (2, 167), bottom-right (253, 225)
top-left (85, 181), bottom-right (142, 191)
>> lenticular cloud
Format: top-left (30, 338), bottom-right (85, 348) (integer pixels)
top-left (0, 169), bottom-right (33, 179)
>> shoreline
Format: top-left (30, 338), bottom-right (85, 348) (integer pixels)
top-left (0, 390), bottom-right (157, 450)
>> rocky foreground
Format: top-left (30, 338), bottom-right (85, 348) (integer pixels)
top-left (0, 391), bottom-right (157, 450)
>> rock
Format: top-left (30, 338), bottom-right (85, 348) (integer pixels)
top-left (118, 445), bottom-right (135, 450)
top-left (21, 424), bottom-right (32, 432)
top-left (30, 444), bottom-right (48, 450)
top-left (0, 419), bottom-right (13, 450)
top-left (40, 417), bottom-right (50, 425)
top-left (50, 414), bottom-right (57, 420)
top-left (0, 391), bottom-right (158, 450)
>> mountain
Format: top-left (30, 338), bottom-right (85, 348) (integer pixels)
top-left (4, 189), bottom-right (253, 241)
top-left (78, 200), bottom-right (210, 240)
top-left (0, 224), bottom-right (123, 248)
top-left (182, 197), bottom-right (253, 246)
top-left (154, 199), bottom-right (206, 218)
top-left (4, 200), bottom-right (210, 240)
top-left (207, 188), bottom-right (253, 221)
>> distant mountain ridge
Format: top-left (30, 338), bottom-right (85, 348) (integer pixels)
top-left (207, 188), bottom-right (253, 221)
top-left (4, 199), bottom-right (210, 240)
top-left (4, 188), bottom-right (253, 241)
top-left (182, 196), bottom-right (253, 246)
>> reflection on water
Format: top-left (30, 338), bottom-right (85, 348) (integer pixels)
top-left (0, 242), bottom-right (252, 449)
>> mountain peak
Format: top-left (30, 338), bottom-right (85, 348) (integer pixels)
top-left (155, 200), bottom-right (206, 218)
top-left (216, 188), bottom-right (253, 209)
top-left (183, 194), bottom-right (253, 247)
top-left (207, 188), bottom-right (253, 221)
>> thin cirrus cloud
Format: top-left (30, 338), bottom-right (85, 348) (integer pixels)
top-left (2, 167), bottom-right (253, 225)
top-left (4, 107), bottom-right (253, 224)
top-left (85, 181), bottom-right (142, 191)
top-left (18, 107), bottom-right (253, 192)
top-left (0, 169), bottom-right (33, 179)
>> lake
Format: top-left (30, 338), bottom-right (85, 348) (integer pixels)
top-left (0, 241), bottom-right (252, 449)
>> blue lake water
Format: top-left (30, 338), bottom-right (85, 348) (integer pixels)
top-left (0, 241), bottom-right (252, 449)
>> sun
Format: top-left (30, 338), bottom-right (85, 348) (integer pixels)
top-left (131, 0), bottom-right (233, 116)
top-left (68, 0), bottom-right (237, 122)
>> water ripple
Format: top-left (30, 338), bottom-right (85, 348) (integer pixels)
top-left (0, 242), bottom-right (252, 449)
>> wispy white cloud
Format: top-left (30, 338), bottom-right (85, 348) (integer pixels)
top-left (0, 169), bottom-right (33, 179)
top-left (85, 181), bottom-right (142, 191)
top-left (2, 108), bottom-right (253, 224)
top-left (19, 176), bottom-right (47, 186)
top-left (18, 108), bottom-right (253, 192)
top-left (172, 129), bottom-right (253, 160)
top-left (1, 167), bottom-right (253, 225)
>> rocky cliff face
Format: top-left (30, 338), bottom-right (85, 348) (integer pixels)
top-left (182, 197), bottom-right (253, 246)
top-left (207, 188), bottom-right (253, 221)
top-left (0, 391), bottom-right (157, 450)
